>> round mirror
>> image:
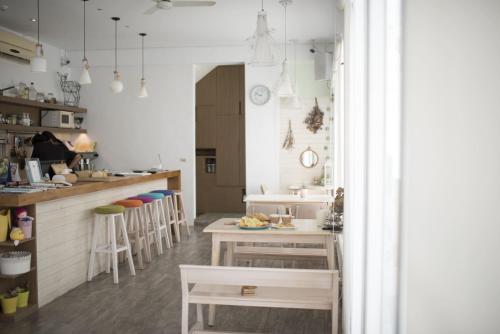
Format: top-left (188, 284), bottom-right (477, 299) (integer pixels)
top-left (300, 147), bottom-right (319, 168)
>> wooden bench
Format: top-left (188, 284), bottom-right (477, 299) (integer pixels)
top-left (180, 265), bottom-right (339, 334)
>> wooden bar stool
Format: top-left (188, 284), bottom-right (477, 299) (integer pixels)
top-left (139, 193), bottom-right (171, 253)
top-left (173, 191), bottom-right (190, 237)
top-left (88, 205), bottom-right (136, 284)
top-left (114, 199), bottom-right (149, 268)
top-left (128, 196), bottom-right (161, 258)
top-left (152, 190), bottom-right (179, 244)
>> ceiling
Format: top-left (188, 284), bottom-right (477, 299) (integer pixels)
top-left (0, 0), bottom-right (335, 50)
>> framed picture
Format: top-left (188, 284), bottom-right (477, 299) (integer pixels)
top-left (9, 162), bottom-right (21, 182)
top-left (25, 158), bottom-right (43, 184)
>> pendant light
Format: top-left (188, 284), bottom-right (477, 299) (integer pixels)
top-left (79, 0), bottom-right (91, 85)
top-left (249, 0), bottom-right (275, 66)
top-left (110, 17), bottom-right (123, 93)
top-left (275, 0), bottom-right (294, 97)
top-left (31, 0), bottom-right (47, 72)
top-left (138, 33), bottom-right (148, 98)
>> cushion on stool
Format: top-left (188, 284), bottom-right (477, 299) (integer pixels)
top-left (151, 190), bottom-right (175, 197)
top-left (128, 196), bottom-right (154, 204)
top-left (94, 205), bottom-right (125, 215)
top-left (114, 199), bottom-right (143, 208)
top-left (139, 193), bottom-right (165, 200)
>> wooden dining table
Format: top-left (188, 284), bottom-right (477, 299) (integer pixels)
top-left (203, 218), bottom-right (337, 326)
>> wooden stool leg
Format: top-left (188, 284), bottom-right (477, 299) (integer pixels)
top-left (139, 207), bottom-right (152, 262)
top-left (150, 203), bottom-right (163, 255)
top-left (158, 200), bottom-right (171, 249)
top-left (110, 216), bottom-right (119, 284)
top-left (133, 209), bottom-right (144, 269)
top-left (119, 214), bottom-right (136, 276)
top-left (87, 214), bottom-right (99, 281)
top-left (169, 196), bottom-right (181, 243)
top-left (163, 198), bottom-right (174, 247)
top-left (178, 193), bottom-right (190, 236)
top-left (106, 215), bottom-right (111, 274)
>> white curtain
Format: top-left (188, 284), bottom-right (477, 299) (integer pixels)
top-left (333, 38), bottom-right (345, 191)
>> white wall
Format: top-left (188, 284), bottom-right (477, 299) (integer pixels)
top-left (68, 45), bottom-right (320, 219)
top-left (279, 62), bottom-right (331, 192)
top-left (0, 27), bottom-right (63, 101)
top-left (401, 1), bottom-right (500, 333)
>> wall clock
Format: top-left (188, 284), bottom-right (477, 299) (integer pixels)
top-left (249, 85), bottom-right (271, 106)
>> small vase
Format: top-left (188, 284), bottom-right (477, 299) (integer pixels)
top-left (0, 295), bottom-right (18, 314)
top-left (16, 290), bottom-right (29, 308)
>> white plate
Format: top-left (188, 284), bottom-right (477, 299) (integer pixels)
top-left (271, 224), bottom-right (296, 230)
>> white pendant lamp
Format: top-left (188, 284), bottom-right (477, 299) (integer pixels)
top-left (31, 0), bottom-right (47, 72)
top-left (110, 17), bottom-right (123, 93)
top-left (138, 33), bottom-right (148, 98)
top-left (275, 0), bottom-right (294, 97)
top-left (79, 0), bottom-right (91, 85)
top-left (249, 0), bottom-right (276, 66)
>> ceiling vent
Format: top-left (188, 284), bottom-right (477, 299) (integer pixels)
top-left (0, 31), bottom-right (35, 63)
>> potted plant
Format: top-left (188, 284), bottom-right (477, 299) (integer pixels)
top-left (0, 288), bottom-right (18, 315)
top-left (16, 285), bottom-right (29, 308)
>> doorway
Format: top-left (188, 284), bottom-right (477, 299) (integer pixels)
top-left (195, 64), bottom-right (246, 219)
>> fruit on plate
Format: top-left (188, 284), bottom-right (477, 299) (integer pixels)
top-left (239, 217), bottom-right (269, 228)
top-left (248, 213), bottom-right (270, 222)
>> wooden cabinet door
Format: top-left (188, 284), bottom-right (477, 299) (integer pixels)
top-left (216, 66), bottom-right (241, 116)
top-left (216, 114), bottom-right (241, 186)
top-left (196, 106), bottom-right (217, 148)
top-left (196, 70), bottom-right (217, 106)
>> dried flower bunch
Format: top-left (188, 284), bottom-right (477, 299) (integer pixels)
top-left (334, 187), bottom-right (344, 224)
top-left (304, 98), bottom-right (324, 133)
top-left (282, 120), bottom-right (295, 150)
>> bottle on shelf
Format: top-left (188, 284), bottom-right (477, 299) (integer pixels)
top-left (18, 82), bottom-right (29, 99)
top-left (28, 82), bottom-right (37, 101)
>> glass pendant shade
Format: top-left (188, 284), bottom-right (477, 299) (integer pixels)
top-left (275, 60), bottom-right (294, 97)
top-left (79, 58), bottom-right (92, 85)
top-left (250, 11), bottom-right (276, 66)
top-left (139, 79), bottom-right (148, 98)
top-left (31, 44), bottom-right (46, 73)
top-left (110, 71), bottom-right (124, 93)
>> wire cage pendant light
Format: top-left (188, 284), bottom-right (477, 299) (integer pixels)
top-left (110, 17), bottom-right (123, 93)
top-left (275, 0), bottom-right (294, 97)
top-left (249, 0), bottom-right (276, 66)
top-left (79, 0), bottom-right (91, 85)
top-left (31, 0), bottom-right (47, 72)
top-left (138, 33), bottom-right (148, 98)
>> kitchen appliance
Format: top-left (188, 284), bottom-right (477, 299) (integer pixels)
top-left (41, 110), bottom-right (75, 128)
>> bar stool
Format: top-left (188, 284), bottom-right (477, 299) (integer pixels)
top-left (114, 199), bottom-right (149, 268)
top-left (128, 195), bottom-right (161, 257)
top-left (151, 190), bottom-right (179, 244)
top-left (88, 205), bottom-right (135, 284)
top-left (173, 191), bottom-right (190, 237)
top-left (139, 193), bottom-right (171, 252)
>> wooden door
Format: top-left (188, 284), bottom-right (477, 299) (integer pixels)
top-left (216, 66), bottom-right (241, 116)
top-left (196, 106), bottom-right (217, 148)
top-left (216, 114), bottom-right (241, 186)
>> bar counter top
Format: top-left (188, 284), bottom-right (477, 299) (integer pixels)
top-left (0, 170), bottom-right (181, 207)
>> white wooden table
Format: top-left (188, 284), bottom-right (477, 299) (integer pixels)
top-left (245, 194), bottom-right (334, 218)
top-left (203, 218), bottom-right (337, 326)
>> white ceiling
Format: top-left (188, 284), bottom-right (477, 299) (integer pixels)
top-left (0, 0), bottom-right (335, 50)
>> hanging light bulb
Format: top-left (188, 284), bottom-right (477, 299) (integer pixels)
top-left (110, 17), bottom-right (123, 93)
top-left (138, 33), bottom-right (148, 98)
top-left (275, 0), bottom-right (294, 97)
top-left (79, 0), bottom-right (91, 85)
top-left (31, 0), bottom-right (46, 72)
top-left (249, 0), bottom-right (276, 66)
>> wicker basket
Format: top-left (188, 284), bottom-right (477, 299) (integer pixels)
top-left (0, 251), bottom-right (31, 275)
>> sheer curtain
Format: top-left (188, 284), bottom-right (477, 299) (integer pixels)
top-left (333, 37), bottom-right (345, 190)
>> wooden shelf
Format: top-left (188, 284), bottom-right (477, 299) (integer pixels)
top-left (0, 238), bottom-right (35, 247)
top-left (0, 124), bottom-right (87, 134)
top-left (0, 303), bottom-right (38, 322)
top-left (0, 267), bottom-right (36, 279)
top-left (0, 95), bottom-right (87, 113)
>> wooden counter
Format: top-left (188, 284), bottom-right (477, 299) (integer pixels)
top-left (0, 170), bottom-right (181, 207)
top-left (0, 170), bottom-right (181, 321)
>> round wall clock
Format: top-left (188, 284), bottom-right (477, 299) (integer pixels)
top-left (249, 85), bottom-right (271, 106)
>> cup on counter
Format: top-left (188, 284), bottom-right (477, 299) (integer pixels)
top-left (270, 214), bottom-right (281, 224)
top-left (281, 215), bottom-right (293, 225)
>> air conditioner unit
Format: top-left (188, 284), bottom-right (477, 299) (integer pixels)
top-left (0, 31), bottom-right (35, 63)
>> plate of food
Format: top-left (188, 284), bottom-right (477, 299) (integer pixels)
top-left (239, 213), bottom-right (270, 230)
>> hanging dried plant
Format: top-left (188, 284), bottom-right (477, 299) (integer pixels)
top-left (282, 119), bottom-right (295, 150)
top-left (304, 98), bottom-right (324, 133)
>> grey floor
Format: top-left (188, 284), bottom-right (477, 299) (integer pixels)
top-left (1, 219), bottom-right (333, 334)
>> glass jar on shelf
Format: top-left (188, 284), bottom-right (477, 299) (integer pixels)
top-left (20, 113), bottom-right (31, 126)
top-left (36, 92), bottom-right (45, 103)
top-left (17, 82), bottom-right (29, 99)
top-left (28, 82), bottom-right (37, 100)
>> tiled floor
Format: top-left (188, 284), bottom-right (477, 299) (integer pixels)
top-left (1, 217), bottom-right (334, 334)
